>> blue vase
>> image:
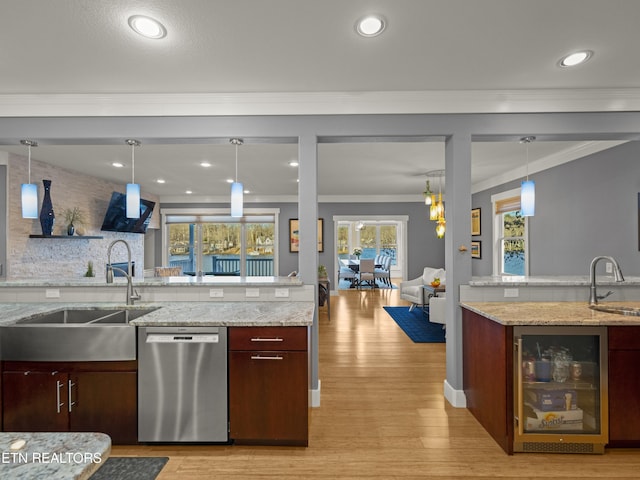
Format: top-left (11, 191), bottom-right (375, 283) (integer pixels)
top-left (39, 179), bottom-right (55, 236)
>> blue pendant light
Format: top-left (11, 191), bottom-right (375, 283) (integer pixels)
top-left (20, 139), bottom-right (39, 218)
top-left (125, 139), bottom-right (141, 219)
top-left (520, 136), bottom-right (536, 217)
top-left (230, 138), bottom-right (244, 218)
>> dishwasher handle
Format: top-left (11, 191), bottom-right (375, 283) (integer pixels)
top-left (145, 333), bottom-right (220, 344)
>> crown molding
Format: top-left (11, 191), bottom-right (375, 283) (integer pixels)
top-left (2, 89), bottom-right (640, 117)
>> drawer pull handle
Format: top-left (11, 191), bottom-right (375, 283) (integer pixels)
top-left (250, 337), bottom-right (283, 342)
top-left (251, 355), bottom-right (283, 361)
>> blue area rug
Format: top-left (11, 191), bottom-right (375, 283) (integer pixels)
top-left (338, 279), bottom-right (397, 290)
top-left (383, 306), bottom-right (446, 343)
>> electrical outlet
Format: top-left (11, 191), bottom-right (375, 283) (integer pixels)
top-left (504, 288), bottom-right (519, 298)
top-left (245, 288), bottom-right (260, 298)
top-left (209, 288), bottom-right (224, 298)
top-left (45, 289), bottom-right (60, 298)
top-left (275, 288), bottom-right (289, 298)
top-left (606, 262), bottom-right (613, 273)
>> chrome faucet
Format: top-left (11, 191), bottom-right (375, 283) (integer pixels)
top-left (589, 256), bottom-right (624, 305)
top-left (106, 239), bottom-right (140, 305)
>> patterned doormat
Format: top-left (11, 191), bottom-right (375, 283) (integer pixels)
top-left (89, 457), bottom-right (168, 480)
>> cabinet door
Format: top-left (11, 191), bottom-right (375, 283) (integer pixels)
top-left (2, 371), bottom-right (69, 432)
top-left (229, 350), bottom-right (308, 446)
top-left (608, 349), bottom-right (640, 446)
top-left (69, 371), bottom-right (138, 444)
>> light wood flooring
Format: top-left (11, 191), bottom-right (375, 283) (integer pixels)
top-left (113, 285), bottom-right (640, 479)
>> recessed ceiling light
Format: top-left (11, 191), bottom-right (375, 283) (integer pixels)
top-left (226, 178), bottom-right (234, 184)
top-left (128, 15), bottom-right (167, 39)
top-left (112, 162), bottom-right (124, 168)
top-left (157, 178), bottom-right (166, 184)
top-left (559, 50), bottom-right (593, 67)
top-left (288, 160), bottom-right (299, 167)
top-left (200, 161), bottom-right (211, 167)
top-left (355, 15), bottom-right (386, 37)
top-left (244, 189), bottom-right (250, 194)
top-left (185, 190), bottom-right (193, 194)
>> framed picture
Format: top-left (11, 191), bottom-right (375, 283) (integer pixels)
top-left (471, 208), bottom-right (481, 236)
top-left (471, 241), bottom-right (481, 259)
top-left (289, 218), bottom-right (324, 252)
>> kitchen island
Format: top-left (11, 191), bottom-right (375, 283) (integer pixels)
top-left (460, 300), bottom-right (640, 454)
top-left (0, 431), bottom-right (110, 479)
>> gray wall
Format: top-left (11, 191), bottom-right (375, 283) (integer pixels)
top-left (157, 201), bottom-right (445, 281)
top-left (472, 141), bottom-right (640, 276)
top-left (0, 165), bottom-right (5, 278)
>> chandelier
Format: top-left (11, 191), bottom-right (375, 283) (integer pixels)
top-left (425, 170), bottom-right (446, 238)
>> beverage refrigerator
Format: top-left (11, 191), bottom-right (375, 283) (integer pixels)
top-left (513, 326), bottom-right (608, 454)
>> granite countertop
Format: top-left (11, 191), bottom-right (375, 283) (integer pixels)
top-left (0, 275), bottom-right (304, 288)
top-left (469, 275), bottom-right (640, 286)
top-left (460, 301), bottom-right (640, 326)
top-left (0, 432), bottom-right (110, 480)
top-left (0, 301), bottom-right (315, 327)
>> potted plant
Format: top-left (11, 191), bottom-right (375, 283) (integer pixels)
top-left (352, 247), bottom-right (362, 258)
top-left (63, 207), bottom-right (85, 236)
top-left (318, 264), bottom-right (327, 280)
top-left (85, 260), bottom-right (94, 278)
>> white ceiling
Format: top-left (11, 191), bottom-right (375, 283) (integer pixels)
top-left (1, 0), bottom-right (638, 200)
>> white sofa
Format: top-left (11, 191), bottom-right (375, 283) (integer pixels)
top-left (399, 266), bottom-right (446, 312)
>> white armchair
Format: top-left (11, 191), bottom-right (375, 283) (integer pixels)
top-left (399, 267), bottom-right (445, 311)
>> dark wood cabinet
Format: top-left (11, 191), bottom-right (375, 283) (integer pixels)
top-left (228, 326), bottom-right (308, 446)
top-left (462, 308), bottom-right (514, 454)
top-left (608, 326), bottom-right (640, 447)
top-left (2, 361), bottom-right (137, 444)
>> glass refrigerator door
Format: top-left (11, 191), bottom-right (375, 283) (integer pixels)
top-left (514, 326), bottom-right (608, 453)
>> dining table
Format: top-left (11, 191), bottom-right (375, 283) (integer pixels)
top-left (339, 258), bottom-right (382, 288)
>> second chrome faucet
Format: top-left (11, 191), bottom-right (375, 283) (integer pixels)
top-left (589, 256), bottom-right (624, 306)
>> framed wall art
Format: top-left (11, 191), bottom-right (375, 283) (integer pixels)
top-left (289, 218), bottom-right (324, 252)
top-left (471, 208), bottom-right (481, 236)
top-left (471, 241), bottom-right (481, 259)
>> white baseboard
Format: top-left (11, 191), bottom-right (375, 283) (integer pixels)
top-left (310, 379), bottom-right (321, 407)
top-left (443, 379), bottom-right (467, 408)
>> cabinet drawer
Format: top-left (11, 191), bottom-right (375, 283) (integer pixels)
top-left (609, 326), bottom-right (640, 350)
top-left (229, 326), bottom-right (307, 351)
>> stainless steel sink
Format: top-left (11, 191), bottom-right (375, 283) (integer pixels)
top-left (15, 307), bottom-right (157, 325)
top-left (1, 307), bottom-right (158, 362)
top-left (589, 305), bottom-right (640, 316)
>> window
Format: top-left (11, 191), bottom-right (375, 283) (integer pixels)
top-left (492, 189), bottom-right (528, 276)
top-left (163, 209), bottom-right (278, 276)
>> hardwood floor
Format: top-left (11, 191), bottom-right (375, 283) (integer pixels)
top-left (113, 286), bottom-right (640, 479)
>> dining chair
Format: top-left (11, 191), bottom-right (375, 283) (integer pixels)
top-left (338, 257), bottom-right (357, 287)
top-left (357, 258), bottom-right (376, 289)
top-left (374, 255), bottom-right (391, 286)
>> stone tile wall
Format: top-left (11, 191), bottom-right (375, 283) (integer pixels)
top-left (7, 152), bottom-right (158, 279)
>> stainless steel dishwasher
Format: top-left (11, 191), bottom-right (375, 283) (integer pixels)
top-left (138, 326), bottom-right (228, 442)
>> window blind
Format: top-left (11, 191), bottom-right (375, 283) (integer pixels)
top-left (495, 196), bottom-right (521, 214)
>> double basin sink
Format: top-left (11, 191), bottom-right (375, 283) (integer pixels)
top-left (1, 307), bottom-right (157, 362)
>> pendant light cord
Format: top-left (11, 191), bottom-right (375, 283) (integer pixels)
top-left (521, 136), bottom-right (536, 181)
top-left (20, 139), bottom-right (37, 184)
top-left (27, 144), bottom-right (32, 184)
top-left (230, 138), bottom-right (243, 182)
top-left (126, 139), bottom-right (140, 184)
